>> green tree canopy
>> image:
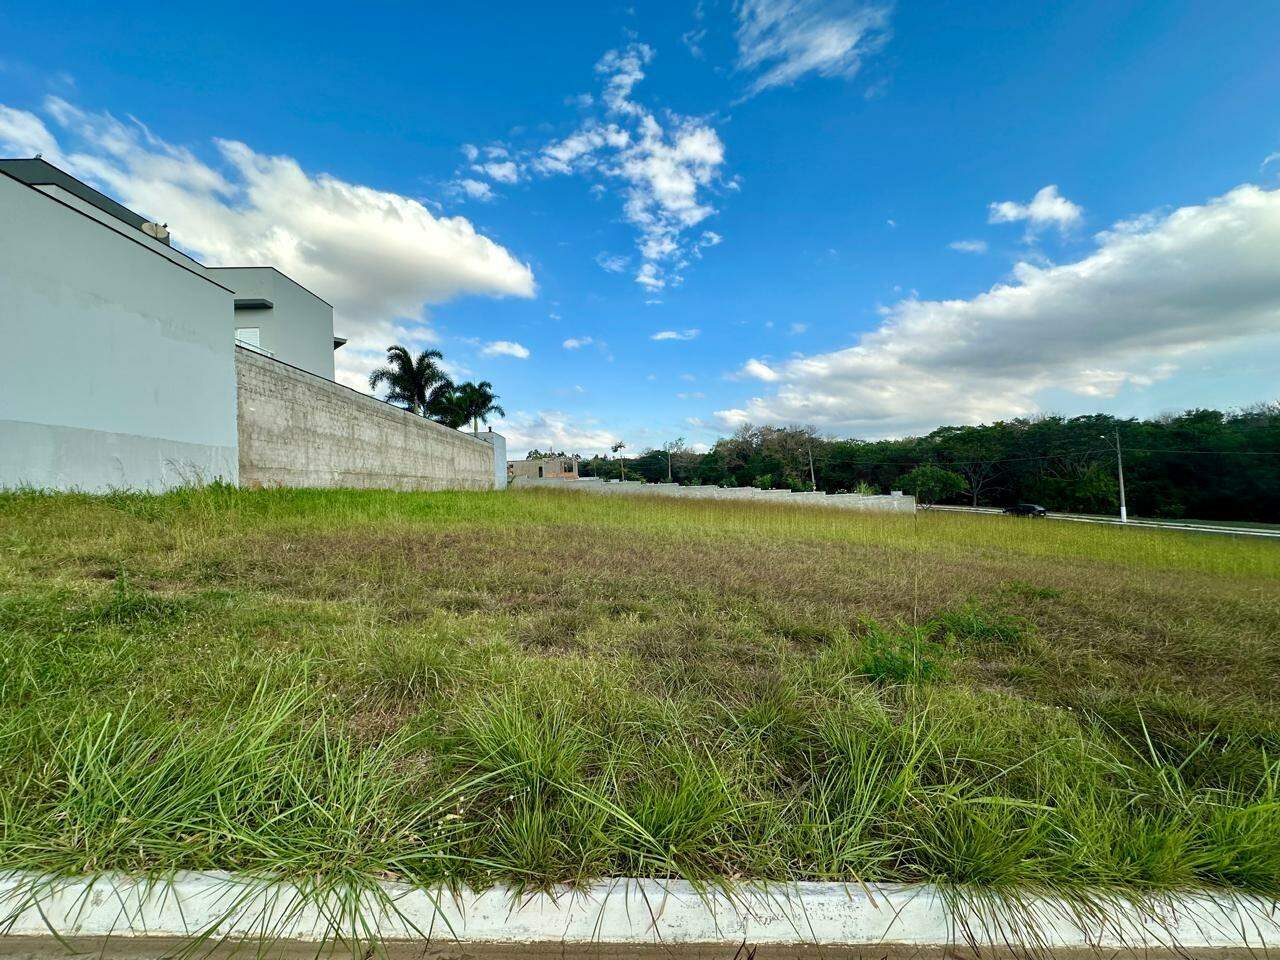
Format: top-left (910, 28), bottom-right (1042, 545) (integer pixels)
top-left (896, 464), bottom-right (965, 506)
top-left (368, 346), bottom-right (453, 419)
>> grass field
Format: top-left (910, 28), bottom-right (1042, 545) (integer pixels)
top-left (1, 485), bottom-right (1278, 901)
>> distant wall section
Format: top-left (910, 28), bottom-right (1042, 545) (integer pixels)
top-left (509, 476), bottom-right (917, 514)
top-left (236, 348), bottom-right (496, 490)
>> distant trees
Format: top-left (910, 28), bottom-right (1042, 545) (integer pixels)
top-left (578, 403), bottom-right (1280, 522)
top-left (897, 465), bottom-right (965, 507)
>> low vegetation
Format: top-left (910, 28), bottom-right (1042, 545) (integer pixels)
top-left (1, 486), bottom-right (1277, 900)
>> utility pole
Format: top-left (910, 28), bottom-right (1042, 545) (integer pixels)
top-left (667, 450), bottom-right (673, 483)
top-left (1102, 429), bottom-right (1127, 522)
top-left (807, 444), bottom-right (817, 491)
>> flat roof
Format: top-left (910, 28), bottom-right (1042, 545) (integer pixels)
top-left (0, 164), bottom-right (234, 293)
top-left (0, 157), bottom-right (150, 230)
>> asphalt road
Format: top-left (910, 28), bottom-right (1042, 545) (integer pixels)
top-left (929, 504), bottom-right (1280, 539)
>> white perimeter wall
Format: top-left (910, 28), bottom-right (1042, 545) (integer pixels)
top-left (511, 476), bottom-right (917, 513)
top-left (0, 174), bottom-right (239, 492)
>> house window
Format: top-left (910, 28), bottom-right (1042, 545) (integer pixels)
top-left (563, 460), bottom-right (573, 473)
top-left (537, 465), bottom-right (544, 478)
top-left (235, 327), bottom-right (261, 348)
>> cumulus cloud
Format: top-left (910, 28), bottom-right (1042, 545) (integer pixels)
top-left (0, 98), bottom-right (536, 391)
top-left (478, 160), bottom-right (520, 184)
top-left (717, 184), bottom-right (1280, 436)
top-left (735, 0), bottom-right (891, 97)
top-left (988, 184), bottom-right (1083, 236)
top-left (464, 43), bottom-right (729, 295)
top-left (452, 178), bottom-right (495, 202)
top-left (492, 410), bottom-right (620, 457)
top-left (949, 239), bottom-right (988, 254)
top-left (652, 328), bottom-right (700, 341)
top-left (481, 340), bottom-right (531, 358)
top-left (562, 336), bottom-right (594, 349)
top-left (739, 358), bottom-right (782, 381)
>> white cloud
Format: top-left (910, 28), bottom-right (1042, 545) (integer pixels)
top-left (789, 322), bottom-right (808, 334)
top-left (718, 183), bottom-right (1280, 436)
top-left (596, 43), bottom-right (653, 117)
top-left (735, 0), bottom-right (891, 97)
top-left (482, 340), bottom-right (531, 359)
top-left (988, 184), bottom-right (1083, 236)
top-left (595, 252), bottom-right (630, 273)
top-left (562, 336), bottom-right (594, 349)
top-left (0, 104), bottom-right (61, 158)
top-left (652, 328), bottom-right (700, 341)
top-left (0, 98), bottom-right (536, 392)
top-left (636, 262), bottom-right (666, 290)
top-left (740, 358), bottom-right (782, 381)
top-left (683, 28), bottom-right (708, 58)
top-left (492, 410), bottom-right (620, 457)
top-left (949, 239), bottom-right (988, 254)
top-left (524, 43), bottom-right (728, 293)
top-left (478, 160), bottom-right (520, 184)
top-left (454, 178), bottom-right (495, 201)
top-left (676, 391), bottom-right (706, 400)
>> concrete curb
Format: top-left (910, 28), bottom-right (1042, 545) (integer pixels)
top-left (2, 873), bottom-right (1279, 955)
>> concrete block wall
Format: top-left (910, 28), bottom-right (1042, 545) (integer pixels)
top-left (236, 348), bottom-right (496, 491)
top-left (509, 475), bottom-right (916, 514)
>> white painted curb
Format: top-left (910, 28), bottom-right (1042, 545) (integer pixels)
top-left (2, 873), bottom-right (1279, 952)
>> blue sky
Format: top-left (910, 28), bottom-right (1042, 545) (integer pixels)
top-left (3, 1), bottom-right (1279, 454)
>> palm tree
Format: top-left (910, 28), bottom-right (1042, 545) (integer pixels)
top-left (449, 380), bottom-right (506, 433)
top-left (368, 346), bottom-right (453, 417)
top-left (611, 440), bottom-right (627, 481)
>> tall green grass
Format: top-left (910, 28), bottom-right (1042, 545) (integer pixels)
top-left (0, 485), bottom-right (1276, 903)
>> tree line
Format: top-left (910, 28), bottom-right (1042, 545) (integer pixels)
top-left (578, 405), bottom-right (1280, 522)
top-left (369, 345), bottom-right (505, 433)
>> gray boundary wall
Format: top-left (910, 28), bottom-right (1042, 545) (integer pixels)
top-left (236, 348), bottom-right (496, 491)
top-left (511, 476), bottom-right (916, 513)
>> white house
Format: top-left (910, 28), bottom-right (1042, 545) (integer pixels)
top-left (0, 157), bottom-right (501, 493)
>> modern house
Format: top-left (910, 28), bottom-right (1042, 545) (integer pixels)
top-left (0, 157), bottom-right (502, 493)
top-left (215, 266), bottom-right (345, 381)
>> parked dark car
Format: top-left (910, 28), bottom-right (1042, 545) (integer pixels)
top-left (1004, 502), bottom-right (1048, 517)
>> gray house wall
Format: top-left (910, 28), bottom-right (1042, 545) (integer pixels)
top-left (209, 267), bottom-right (337, 379)
top-left (0, 172), bottom-right (239, 492)
top-left (236, 347), bottom-right (496, 490)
